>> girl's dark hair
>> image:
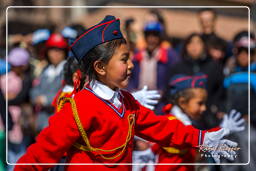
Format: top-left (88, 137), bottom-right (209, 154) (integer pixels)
top-left (64, 57), bottom-right (86, 89)
top-left (64, 57), bottom-right (79, 86)
top-left (80, 38), bottom-right (127, 81)
top-left (170, 88), bottom-right (195, 106)
top-left (180, 33), bottom-right (207, 60)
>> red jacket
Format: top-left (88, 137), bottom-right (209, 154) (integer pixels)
top-left (152, 114), bottom-right (220, 171)
top-left (14, 89), bottom-right (205, 171)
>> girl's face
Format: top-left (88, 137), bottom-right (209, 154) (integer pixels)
top-left (180, 88), bottom-right (207, 120)
top-left (100, 44), bottom-right (134, 90)
top-left (186, 36), bottom-right (204, 60)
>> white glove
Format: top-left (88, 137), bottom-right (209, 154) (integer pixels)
top-left (132, 148), bottom-right (155, 164)
top-left (220, 110), bottom-right (245, 133)
top-left (131, 86), bottom-right (161, 110)
top-left (203, 128), bottom-right (238, 163)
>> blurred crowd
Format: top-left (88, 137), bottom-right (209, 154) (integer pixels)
top-left (0, 8), bottom-right (255, 171)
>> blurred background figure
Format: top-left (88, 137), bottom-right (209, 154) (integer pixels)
top-left (220, 31), bottom-right (256, 171)
top-left (0, 58), bottom-right (12, 171)
top-left (128, 21), bottom-right (179, 92)
top-left (61, 24), bottom-right (86, 41)
top-left (206, 35), bottom-right (228, 66)
top-left (31, 28), bottom-right (51, 78)
top-left (30, 33), bottom-right (68, 133)
top-left (198, 8), bottom-right (218, 41)
top-left (124, 17), bottom-right (137, 54)
top-left (224, 31), bottom-right (256, 116)
top-left (198, 8), bottom-right (233, 60)
top-left (0, 47), bottom-right (32, 171)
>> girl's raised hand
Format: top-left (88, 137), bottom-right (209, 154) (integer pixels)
top-left (131, 86), bottom-right (161, 110)
top-left (220, 109), bottom-right (245, 133)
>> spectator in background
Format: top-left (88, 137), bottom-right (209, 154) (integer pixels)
top-left (30, 29), bottom-right (51, 78)
top-left (223, 31), bottom-right (256, 118)
top-left (128, 21), bottom-right (179, 93)
top-left (30, 33), bottom-right (68, 133)
top-left (0, 47), bottom-right (31, 171)
top-left (198, 8), bottom-right (218, 42)
top-left (0, 59), bottom-right (13, 171)
top-left (198, 8), bottom-right (232, 59)
top-left (221, 30), bottom-right (256, 171)
top-left (61, 24), bottom-right (86, 41)
top-left (145, 9), bottom-right (174, 49)
top-left (206, 35), bottom-right (228, 66)
top-left (166, 33), bottom-right (224, 129)
top-left (124, 17), bottom-right (137, 53)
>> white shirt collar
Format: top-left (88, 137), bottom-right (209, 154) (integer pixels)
top-left (170, 105), bottom-right (192, 125)
top-left (89, 80), bottom-right (120, 100)
top-left (62, 85), bottom-right (74, 93)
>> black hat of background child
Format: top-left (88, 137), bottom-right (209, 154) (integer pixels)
top-left (169, 73), bottom-right (208, 95)
top-left (70, 15), bottom-right (124, 62)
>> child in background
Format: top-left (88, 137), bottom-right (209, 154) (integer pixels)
top-left (30, 33), bottom-right (68, 133)
top-left (15, 15), bottom-right (237, 171)
top-left (153, 73), bottom-right (245, 171)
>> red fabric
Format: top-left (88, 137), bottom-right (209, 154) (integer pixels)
top-left (162, 104), bottom-right (173, 114)
top-left (152, 115), bottom-right (219, 171)
top-left (133, 47), bottom-right (169, 64)
top-left (15, 90), bottom-right (204, 171)
top-left (51, 88), bottom-right (63, 109)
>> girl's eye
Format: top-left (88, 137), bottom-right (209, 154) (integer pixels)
top-left (198, 101), bottom-right (204, 105)
top-left (121, 56), bottom-right (129, 63)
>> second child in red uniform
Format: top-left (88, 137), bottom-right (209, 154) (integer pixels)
top-left (15, 15), bottom-right (237, 171)
top-left (153, 73), bottom-right (245, 171)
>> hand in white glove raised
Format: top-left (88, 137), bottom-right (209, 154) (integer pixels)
top-left (131, 86), bottom-right (161, 110)
top-left (202, 128), bottom-right (238, 163)
top-left (220, 110), bottom-right (245, 134)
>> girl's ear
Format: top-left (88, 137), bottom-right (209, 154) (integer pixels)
top-left (178, 97), bottom-right (187, 109)
top-left (93, 60), bottom-right (106, 76)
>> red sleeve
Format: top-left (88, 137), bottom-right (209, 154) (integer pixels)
top-left (14, 103), bottom-right (80, 171)
top-left (134, 100), bottom-right (205, 149)
top-left (151, 143), bottom-right (161, 154)
top-left (208, 127), bottom-right (221, 132)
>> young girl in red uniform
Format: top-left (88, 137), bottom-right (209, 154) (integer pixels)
top-left (15, 15), bottom-right (237, 171)
top-left (153, 73), bottom-right (245, 171)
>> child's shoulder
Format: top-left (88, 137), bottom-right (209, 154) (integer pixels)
top-left (120, 89), bottom-right (140, 109)
top-left (73, 88), bottom-right (95, 101)
top-left (120, 89), bottom-right (135, 101)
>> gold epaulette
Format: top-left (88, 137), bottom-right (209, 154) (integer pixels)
top-left (167, 116), bottom-right (177, 121)
top-left (162, 147), bottom-right (188, 155)
top-left (164, 116), bottom-right (188, 155)
top-left (57, 92), bottom-right (72, 112)
top-left (61, 97), bottom-right (135, 160)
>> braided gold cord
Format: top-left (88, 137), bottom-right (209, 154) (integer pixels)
top-left (59, 97), bottom-right (135, 160)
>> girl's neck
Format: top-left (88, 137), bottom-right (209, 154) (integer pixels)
top-left (96, 78), bottom-right (118, 91)
top-left (93, 79), bottom-right (118, 91)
